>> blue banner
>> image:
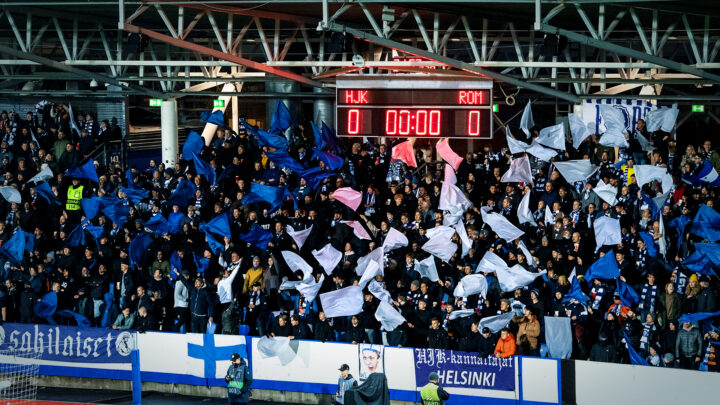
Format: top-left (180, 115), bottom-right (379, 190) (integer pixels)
top-left (0, 323), bottom-right (133, 364)
top-left (413, 349), bottom-right (515, 391)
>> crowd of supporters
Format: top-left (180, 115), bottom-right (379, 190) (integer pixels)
top-left (0, 100), bottom-right (718, 372)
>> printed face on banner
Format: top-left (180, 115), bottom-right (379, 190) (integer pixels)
top-left (358, 343), bottom-right (384, 381)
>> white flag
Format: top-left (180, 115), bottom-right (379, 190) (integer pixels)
top-left (661, 173), bottom-right (674, 194)
top-left (501, 155), bottom-right (533, 184)
top-left (454, 220), bottom-right (472, 257)
top-left (28, 166), bottom-right (54, 184)
top-left (599, 128), bottom-right (629, 148)
top-left (426, 225), bottom-right (455, 240)
top-left (594, 180), bottom-right (618, 206)
top-left (453, 274), bottom-right (488, 298)
top-left (257, 336), bottom-right (292, 359)
top-left (375, 301), bottom-right (406, 331)
top-left (341, 220), bottom-right (371, 240)
top-left (320, 286), bottom-right (364, 318)
top-left (439, 181), bottom-right (473, 211)
top-left (358, 260), bottom-right (382, 288)
top-left (598, 105), bottom-right (629, 147)
top-left (479, 311), bottom-right (515, 333)
top-left (442, 204), bottom-right (465, 226)
top-left (496, 264), bottom-right (546, 292)
top-left (286, 224), bottom-right (313, 249)
top-left (517, 191), bottom-right (537, 226)
top-left (449, 309), bottom-right (476, 320)
top-left (368, 280), bottom-right (392, 304)
top-left (646, 105), bottom-right (679, 132)
top-left (355, 247), bottom-right (384, 276)
top-left (296, 274), bottom-right (324, 302)
top-left (382, 227), bottom-right (408, 251)
top-left (482, 211), bottom-right (524, 242)
top-left (67, 103), bottom-right (82, 136)
top-left (281, 251), bottom-right (314, 281)
top-left (422, 234), bottom-right (457, 262)
top-left (552, 160), bottom-right (597, 183)
top-left (594, 216), bottom-right (622, 247)
top-left (475, 251), bottom-right (509, 274)
top-left (569, 113), bottom-right (591, 149)
top-left (636, 133), bottom-right (655, 151)
top-left (414, 256), bottom-right (439, 282)
top-left (536, 123), bottom-right (566, 151)
top-left (520, 101), bottom-right (535, 137)
top-left (633, 165), bottom-right (667, 188)
top-left (0, 187), bottom-right (22, 204)
top-left (525, 141), bottom-right (559, 161)
top-left (312, 244), bottom-right (342, 275)
top-left (518, 240), bottom-right (536, 267)
top-left (507, 126), bottom-right (530, 154)
top-left (545, 205), bottom-right (555, 225)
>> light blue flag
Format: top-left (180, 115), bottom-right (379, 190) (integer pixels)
top-left (645, 105), bottom-right (679, 132)
top-left (536, 123), bottom-right (566, 150)
top-left (520, 101), bottom-right (534, 137)
top-left (545, 317), bottom-right (572, 359)
top-left (584, 251), bottom-right (620, 281)
top-left (552, 160), bottom-right (597, 183)
top-left (569, 113), bottom-right (591, 149)
top-left (319, 285), bottom-right (364, 318)
top-left (478, 311), bottom-right (515, 334)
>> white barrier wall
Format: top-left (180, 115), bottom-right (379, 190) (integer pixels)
top-left (575, 360), bottom-right (720, 405)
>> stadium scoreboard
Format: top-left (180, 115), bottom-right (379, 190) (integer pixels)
top-left (336, 76), bottom-right (493, 139)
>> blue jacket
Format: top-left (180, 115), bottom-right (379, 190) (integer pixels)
top-left (226, 359), bottom-right (252, 403)
top-left (336, 374), bottom-right (358, 404)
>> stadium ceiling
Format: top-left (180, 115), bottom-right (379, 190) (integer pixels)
top-left (1, 1), bottom-right (720, 103)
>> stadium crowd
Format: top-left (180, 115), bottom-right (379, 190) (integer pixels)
top-left (0, 100), bottom-right (718, 372)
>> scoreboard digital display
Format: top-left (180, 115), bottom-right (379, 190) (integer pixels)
top-left (336, 77), bottom-right (493, 139)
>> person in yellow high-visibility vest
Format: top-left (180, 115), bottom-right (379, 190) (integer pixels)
top-left (65, 178), bottom-right (84, 221)
top-left (420, 372), bottom-right (450, 405)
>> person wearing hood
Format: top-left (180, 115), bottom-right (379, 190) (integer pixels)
top-left (335, 364), bottom-right (358, 405)
top-left (589, 332), bottom-right (619, 363)
top-left (494, 327), bottom-right (516, 358)
top-left (189, 277), bottom-right (215, 333)
top-left (225, 353), bottom-right (252, 404)
top-left (675, 321), bottom-right (703, 369)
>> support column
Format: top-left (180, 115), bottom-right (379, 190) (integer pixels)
top-left (161, 99), bottom-right (178, 167)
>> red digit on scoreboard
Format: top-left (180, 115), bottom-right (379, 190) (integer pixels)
top-left (429, 110), bottom-right (441, 135)
top-left (467, 110), bottom-right (481, 136)
top-left (348, 109), bottom-right (361, 134)
top-left (398, 110), bottom-right (411, 135)
top-left (386, 110), bottom-right (397, 135)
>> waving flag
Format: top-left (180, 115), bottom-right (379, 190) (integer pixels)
top-left (422, 233), bottom-right (457, 262)
top-left (563, 274), bottom-right (590, 304)
top-left (479, 312), bottom-right (515, 334)
top-left (101, 202), bottom-right (130, 228)
top-left (332, 187), bottom-right (362, 211)
top-left (391, 140), bottom-right (417, 168)
top-left (192, 154), bottom-right (216, 185)
top-left (436, 139), bottom-right (463, 170)
top-left (66, 159), bottom-right (99, 183)
top-left (439, 175), bottom-right (473, 211)
top-left (545, 317), bottom-right (572, 359)
top-left (496, 264), bottom-right (545, 292)
top-left (594, 180), bottom-right (618, 206)
top-left (264, 149), bottom-right (305, 172)
top-left (623, 333), bottom-right (648, 366)
top-left (552, 160), bottom-right (597, 183)
top-left (312, 243), bottom-right (342, 275)
top-left (285, 224), bottom-right (312, 249)
top-left (453, 274), bottom-right (488, 298)
top-left (690, 205), bottom-right (720, 242)
top-left (200, 110), bottom-right (233, 132)
top-left (129, 232), bottom-right (153, 269)
top-left (507, 126), bottom-right (530, 154)
top-left (238, 224), bottom-right (272, 250)
top-left (695, 243), bottom-right (720, 267)
top-left (244, 119), bottom-right (289, 150)
top-left (201, 212), bottom-right (231, 239)
top-left (669, 215), bottom-right (690, 249)
top-left (517, 191), bottom-right (537, 226)
top-left (482, 211), bottom-right (524, 242)
top-left (536, 123), bottom-right (566, 150)
top-left (639, 232), bottom-right (658, 257)
top-left (569, 113), bottom-right (591, 149)
top-left (634, 165), bottom-right (667, 188)
top-left (269, 100), bottom-right (293, 135)
top-left (123, 188), bottom-right (149, 204)
top-left (454, 220), bottom-right (472, 257)
top-left (681, 252), bottom-right (715, 276)
top-left (594, 216), bottom-right (622, 247)
top-left (414, 256), bottom-right (439, 282)
top-left (375, 301), bottom-right (406, 331)
top-left (167, 179), bottom-right (197, 208)
top-left (297, 274), bottom-right (324, 302)
top-left (341, 220), bottom-right (371, 240)
top-left (0, 187), bottom-right (21, 204)
top-left (28, 166), bottom-right (54, 184)
top-left (683, 161), bottom-right (720, 187)
top-left (0, 230), bottom-right (28, 265)
top-left (382, 227), bottom-right (408, 251)
top-left (616, 279), bottom-right (640, 307)
top-left (645, 105), bottom-right (679, 133)
top-left (520, 101), bottom-right (535, 137)
top-left (35, 182), bottom-right (59, 205)
top-left (320, 286), bottom-right (364, 318)
top-left (584, 251), bottom-right (620, 281)
top-left (501, 155), bottom-right (533, 184)
top-left (678, 310), bottom-right (720, 324)
top-left (182, 131), bottom-right (204, 160)
top-left (34, 291), bottom-right (58, 320)
top-left (242, 182), bottom-right (287, 215)
top-left (311, 121), bottom-right (325, 150)
top-left (312, 148), bottom-right (344, 171)
top-left (369, 280), bottom-right (392, 305)
top-left (321, 122), bottom-right (341, 153)
top-left (525, 141), bottom-right (558, 161)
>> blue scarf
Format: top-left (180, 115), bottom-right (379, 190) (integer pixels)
top-left (640, 322), bottom-right (655, 351)
top-left (639, 284), bottom-right (657, 313)
top-left (591, 286), bottom-right (605, 310)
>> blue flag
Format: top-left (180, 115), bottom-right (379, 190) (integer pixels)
top-left (66, 225), bottom-right (86, 247)
top-left (66, 159), bottom-right (99, 183)
top-left (312, 148), bottom-right (344, 171)
top-left (639, 232), bottom-right (658, 257)
top-left (238, 224), bottom-right (272, 250)
top-left (142, 215), bottom-right (170, 236)
top-left (81, 198), bottom-right (101, 222)
top-left (125, 168), bottom-right (136, 188)
top-left (204, 231), bottom-right (225, 255)
top-left (616, 279), bottom-right (640, 307)
top-left (101, 292), bottom-right (115, 328)
top-left (296, 166), bottom-right (333, 189)
top-left (56, 310), bottom-right (92, 328)
top-left (669, 215), bottom-right (690, 249)
top-left (167, 179), bottom-right (198, 208)
top-left (170, 251), bottom-right (183, 280)
top-left (0, 230), bottom-right (27, 265)
top-left (129, 232), bottom-right (153, 270)
top-left (193, 154), bottom-right (216, 185)
top-left (623, 333), bottom-right (648, 366)
top-left (243, 119), bottom-right (289, 150)
top-left (678, 310), bottom-right (720, 324)
top-left (321, 122), bottom-right (341, 153)
top-left (23, 231), bottom-right (34, 254)
top-left (101, 202), bottom-right (130, 228)
top-left (200, 212), bottom-right (231, 239)
top-left (563, 276), bottom-right (590, 304)
top-left (681, 252), bottom-right (715, 276)
top-left (35, 182), bottom-right (59, 205)
top-left (216, 165), bottom-right (238, 186)
top-left (182, 131), bottom-right (204, 160)
top-left (683, 160), bottom-right (720, 187)
top-left (86, 225), bottom-right (105, 244)
top-left (311, 121), bottom-right (325, 150)
top-left (269, 100), bottom-right (293, 135)
top-left (200, 110), bottom-right (233, 132)
top-left (168, 212), bottom-right (186, 234)
top-left (690, 205), bottom-right (720, 242)
top-left (194, 253), bottom-right (210, 277)
top-left (123, 188), bottom-right (149, 204)
top-left (241, 182), bottom-right (287, 215)
top-left (264, 149), bottom-right (306, 172)
top-left (695, 243), bottom-right (720, 267)
top-left (584, 251), bottom-right (620, 281)
top-left (34, 291), bottom-right (57, 319)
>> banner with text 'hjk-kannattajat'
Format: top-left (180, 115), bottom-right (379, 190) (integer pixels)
top-left (413, 348), bottom-right (515, 391)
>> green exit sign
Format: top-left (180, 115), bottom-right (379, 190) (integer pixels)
top-left (492, 103), bottom-right (499, 113)
top-left (213, 99), bottom-right (225, 108)
top-left (148, 99), bottom-right (162, 107)
top-left (692, 104), bottom-right (705, 113)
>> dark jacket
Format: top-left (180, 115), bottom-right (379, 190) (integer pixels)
top-left (189, 285), bottom-right (215, 317)
top-left (589, 339), bottom-right (619, 363)
top-left (428, 327), bottom-right (449, 349)
top-left (225, 359), bottom-right (252, 403)
top-left (697, 287), bottom-right (717, 313)
top-left (676, 324), bottom-right (703, 359)
top-left (313, 319), bottom-right (335, 342)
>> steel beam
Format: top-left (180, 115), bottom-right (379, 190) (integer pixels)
top-left (539, 23), bottom-right (720, 83)
top-left (323, 21), bottom-right (579, 103)
top-left (0, 43), bottom-right (164, 98)
top-left (123, 23), bottom-right (322, 87)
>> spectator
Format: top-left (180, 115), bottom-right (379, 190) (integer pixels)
top-left (494, 328), bottom-right (516, 358)
top-left (676, 321), bottom-right (703, 369)
top-left (113, 306), bottom-right (135, 330)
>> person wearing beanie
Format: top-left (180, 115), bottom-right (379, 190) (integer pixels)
top-left (589, 331), bottom-right (619, 363)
